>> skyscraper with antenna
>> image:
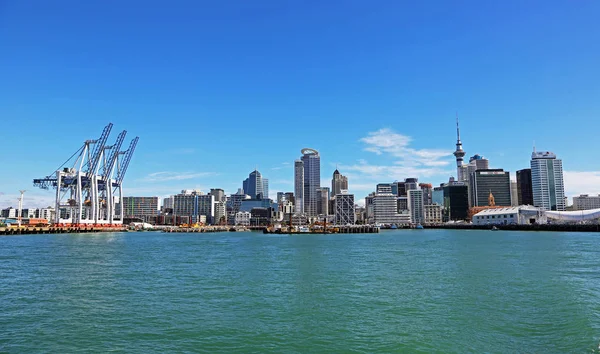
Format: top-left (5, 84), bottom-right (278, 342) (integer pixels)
top-left (453, 114), bottom-right (466, 181)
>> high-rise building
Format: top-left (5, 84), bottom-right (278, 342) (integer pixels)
top-left (331, 169), bottom-right (349, 197)
top-left (573, 195), bottom-right (600, 211)
top-left (373, 184), bottom-right (405, 225)
top-left (173, 190), bottom-right (215, 224)
top-left (122, 197), bottom-right (159, 219)
top-left (419, 183), bottom-right (433, 206)
top-left (468, 154), bottom-right (489, 170)
top-left (294, 160), bottom-right (304, 213)
top-left (408, 189), bottom-right (424, 224)
top-left (469, 169), bottom-right (512, 207)
top-left (242, 170), bottom-right (268, 199)
top-left (510, 181), bottom-right (518, 207)
top-left (334, 192), bottom-right (355, 225)
top-left (432, 186), bottom-right (444, 206)
top-left (262, 179), bottom-right (269, 200)
top-left (162, 196), bottom-right (174, 210)
top-left (516, 169), bottom-right (534, 205)
top-left (443, 182), bottom-right (469, 221)
top-left (404, 178), bottom-right (419, 191)
top-left (317, 187), bottom-right (330, 215)
top-left (300, 148), bottom-right (320, 217)
top-left (393, 181), bottom-right (407, 197)
top-left (214, 201), bottom-right (227, 225)
top-left (530, 150), bottom-right (565, 211)
top-left (210, 189), bottom-right (225, 203)
top-left (453, 115), bottom-right (466, 181)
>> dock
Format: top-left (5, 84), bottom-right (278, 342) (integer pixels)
top-left (0, 226), bottom-right (126, 236)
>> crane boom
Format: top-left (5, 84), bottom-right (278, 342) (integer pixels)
top-left (102, 130), bottom-right (127, 179)
top-left (116, 137), bottom-right (139, 184)
top-left (87, 123), bottom-right (113, 177)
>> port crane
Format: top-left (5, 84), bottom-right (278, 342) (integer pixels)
top-left (33, 123), bottom-right (139, 226)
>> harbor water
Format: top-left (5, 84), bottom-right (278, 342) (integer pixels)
top-left (1, 230), bottom-right (600, 353)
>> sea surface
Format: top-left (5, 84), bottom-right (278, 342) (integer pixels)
top-left (1, 229), bottom-right (600, 353)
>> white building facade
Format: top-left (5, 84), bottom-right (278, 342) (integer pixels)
top-left (530, 150), bottom-right (565, 211)
top-left (573, 195), bottom-right (600, 211)
top-left (408, 189), bottom-right (424, 224)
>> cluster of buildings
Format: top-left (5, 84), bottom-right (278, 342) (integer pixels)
top-left (112, 148), bottom-right (357, 227)
top-left (5, 119), bottom-right (598, 228)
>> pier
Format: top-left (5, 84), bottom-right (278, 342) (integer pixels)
top-left (0, 225), bottom-right (126, 236)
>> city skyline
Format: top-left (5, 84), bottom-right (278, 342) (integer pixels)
top-left (1, 2), bottom-right (600, 208)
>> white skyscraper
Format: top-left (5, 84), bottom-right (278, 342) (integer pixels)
top-left (530, 150), bottom-right (565, 211)
top-left (294, 160), bottom-right (304, 213)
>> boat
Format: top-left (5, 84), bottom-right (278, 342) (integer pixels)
top-left (491, 226), bottom-right (499, 231)
top-left (415, 223), bottom-right (424, 229)
top-left (298, 226), bottom-right (310, 233)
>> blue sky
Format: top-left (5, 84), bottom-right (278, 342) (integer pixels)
top-left (1, 1), bottom-right (599, 208)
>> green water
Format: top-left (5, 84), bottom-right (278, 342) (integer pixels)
top-left (1, 230), bottom-right (599, 353)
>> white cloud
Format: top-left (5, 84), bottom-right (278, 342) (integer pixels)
top-left (360, 128), bottom-right (451, 166)
top-left (140, 171), bottom-right (217, 182)
top-left (564, 171), bottom-right (600, 197)
top-left (335, 128), bottom-right (455, 202)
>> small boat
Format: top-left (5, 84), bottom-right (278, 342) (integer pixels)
top-left (415, 223), bottom-right (424, 229)
top-left (491, 226), bottom-right (499, 231)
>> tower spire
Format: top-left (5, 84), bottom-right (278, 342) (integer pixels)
top-left (456, 112), bottom-right (461, 142)
top-left (453, 113), bottom-right (466, 180)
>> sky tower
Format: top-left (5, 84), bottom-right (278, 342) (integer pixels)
top-left (453, 114), bottom-right (466, 181)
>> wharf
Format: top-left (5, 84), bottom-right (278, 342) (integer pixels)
top-left (0, 226), bottom-right (126, 236)
top-left (264, 225), bottom-right (380, 234)
top-left (162, 226), bottom-right (236, 233)
top-left (424, 223), bottom-right (600, 232)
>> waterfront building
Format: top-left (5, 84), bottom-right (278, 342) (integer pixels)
top-left (373, 184), bottom-right (405, 225)
top-left (408, 189), bottom-right (424, 224)
top-left (530, 150), bottom-right (565, 211)
top-left (250, 207), bottom-right (271, 226)
top-left (510, 181), bottom-right (518, 207)
top-left (36, 207), bottom-right (56, 221)
top-left (472, 206), bottom-right (546, 225)
top-left (397, 197), bottom-right (408, 213)
top-left (331, 169), bottom-right (349, 198)
top-left (432, 186), bottom-right (444, 206)
top-left (284, 192), bottom-right (295, 205)
top-left (573, 195), bottom-right (600, 211)
top-left (210, 189), bottom-right (226, 202)
top-left (300, 148), bottom-right (320, 217)
top-left (334, 192), bottom-right (355, 225)
top-left (469, 169), bottom-right (512, 207)
top-left (453, 115), bottom-right (466, 181)
top-left (277, 192), bottom-right (286, 204)
top-left (162, 196), bottom-right (174, 212)
top-left (419, 183), bottom-right (433, 206)
top-left (317, 187), bottom-right (330, 216)
top-left (424, 204), bottom-right (443, 224)
top-left (365, 193), bottom-right (375, 223)
top-left (239, 198), bottom-right (274, 212)
top-left (393, 181), bottom-right (407, 197)
top-left (404, 178), bottom-right (419, 191)
top-left (242, 170), bottom-right (268, 199)
top-left (443, 182), bottom-right (469, 221)
top-left (1, 207), bottom-right (17, 218)
top-left (173, 191), bottom-right (215, 224)
top-left (234, 211), bottom-right (251, 226)
top-left (214, 201), bottom-right (227, 225)
top-left (122, 197), bottom-right (159, 219)
top-left (516, 168), bottom-right (534, 206)
top-left (294, 160), bottom-right (304, 214)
